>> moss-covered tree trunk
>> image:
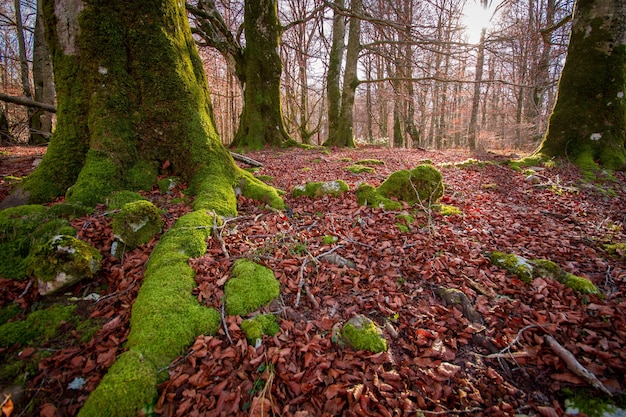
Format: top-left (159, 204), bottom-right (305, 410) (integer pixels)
top-left (536, 0), bottom-right (626, 169)
top-left (230, 0), bottom-right (292, 149)
top-left (11, 0), bottom-right (242, 211)
top-left (324, 0), bottom-right (359, 148)
top-left (326, 0), bottom-right (345, 146)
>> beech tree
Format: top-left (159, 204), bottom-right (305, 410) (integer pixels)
top-left (189, 0), bottom-right (292, 149)
top-left (537, 0), bottom-right (626, 169)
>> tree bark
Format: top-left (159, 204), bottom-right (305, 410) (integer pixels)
top-left (230, 0), bottom-right (292, 149)
top-left (325, 0), bottom-right (359, 148)
top-left (537, 0), bottom-right (626, 170)
top-left (325, 0), bottom-right (345, 146)
top-left (0, 106), bottom-right (12, 145)
top-left (30, 0), bottom-right (56, 145)
top-left (468, 28), bottom-right (486, 151)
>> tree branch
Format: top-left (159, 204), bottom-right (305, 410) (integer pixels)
top-left (0, 93), bottom-right (56, 112)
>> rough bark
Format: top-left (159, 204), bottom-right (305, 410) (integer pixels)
top-left (468, 28), bottom-right (487, 151)
top-left (536, 0), bottom-right (626, 170)
top-left (230, 0), bottom-right (292, 149)
top-left (325, 0), bottom-right (359, 148)
top-left (0, 106), bottom-right (12, 145)
top-left (325, 0), bottom-right (345, 145)
top-left (30, 0), bottom-right (56, 145)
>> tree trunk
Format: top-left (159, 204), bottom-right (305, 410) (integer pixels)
top-left (537, 0), bottom-right (626, 169)
top-left (230, 0), bottom-right (292, 149)
top-left (6, 2), bottom-right (283, 416)
top-left (30, 0), bottom-right (56, 145)
top-left (14, 0), bottom-right (37, 143)
top-left (0, 106), bottom-right (12, 145)
top-left (325, 0), bottom-right (359, 148)
top-left (468, 28), bottom-right (487, 151)
top-left (325, 0), bottom-right (345, 145)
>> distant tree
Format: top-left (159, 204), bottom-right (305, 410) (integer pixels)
top-left (189, 0), bottom-right (292, 149)
top-left (0, 106), bottom-right (12, 144)
top-left (536, 0), bottom-right (626, 169)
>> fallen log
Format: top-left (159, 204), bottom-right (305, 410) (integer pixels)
top-left (0, 93), bottom-right (56, 113)
top-left (230, 151), bottom-right (263, 167)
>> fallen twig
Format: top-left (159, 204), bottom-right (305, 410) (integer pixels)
top-left (212, 210), bottom-right (229, 258)
top-left (544, 335), bottom-right (612, 396)
top-left (221, 302), bottom-right (233, 345)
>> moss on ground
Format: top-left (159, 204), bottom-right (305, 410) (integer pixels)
top-left (341, 315), bottom-right (387, 353)
top-left (238, 168), bottom-right (285, 210)
top-left (157, 177), bottom-right (181, 194)
top-left (505, 155), bottom-right (547, 172)
top-left (224, 259), bottom-right (280, 316)
top-left (437, 204), bottom-right (462, 216)
top-left (241, 314), bottom-right (280, 346)
top-left (106, 191), bottom-right (147, 210)
top-left (322, 235), bottom-right (338, 244)
top-left (355, 184), bottom-right (401, 210)
top-left (344, 164), bottom-right (375, 174)
top-left (354, 159), bottom-right (385, 166)
top-left (0, 304), bottom-right (76, 348)
top-left (489, 252), bottom-right (602, 296)
top-left (378, 164), bottom-right (444, 204)
top-left (292, 180), bottom-right (349, 198)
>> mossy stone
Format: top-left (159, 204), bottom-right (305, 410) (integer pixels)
top-left (224, 259), bottom-right (280, 316)
top-left (377, 164), bottom-right (444, 204)
top-left (341, 315), bottom-right (387, 353)
top-left (29, 235), bottom-right (102, 295)
top-left (344, 164), bottom-right (375, 174)
top-left (488, 251), bottom-right (534, 283)
top-left (112, 200), bottom-right (163, 250)
top-left (241, 314), bottom-right (280, 346)
top-left (354, 159), bottom-right (385, 166)
top-left (355, 183), bottom-right (402, 210)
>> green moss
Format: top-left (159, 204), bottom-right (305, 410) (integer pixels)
top-left (355, 159), bottom-right (385, 166)
top-left (378, 164), bottom-right (444, 204)
top-left (78, 350), bottom-right (157, 417)
top-left (241, 314), bottom-right (280, 345)
top-left (255, 175), bottom-right (274, 184)
top-left (395, 224), bottom-right (409, 233)
top-left (65, 151), bottom-right (124, 206)
top-left (563, 273), bottom-right (601, 296)
top-left (0, 304), bottom-right (76, 348)
top-left (322, 235), bottom-right (338, 245)
top-left (126, 160), bottom-right (158, 191)
top-left (396, 213), bottom-right (415, 225)
top-left (454, 158), bottom-right (489, 168)
top-left (29, 235), bottom-right (102, 294)
top-left (238, 169), bottom-right (285, 210)
top-left (0, 205), bottom-right (78, 279)
top-left (112, 200), bottom-right (163, 249)
top-left (157, 177), bottom-right (181, 194)
top-left (355, 183), bottom-right (402, 210)
top-left (190, 166), bottom-right (238, 217)
top-left (76, 318), bottom-right (104, 343)
top-left (505, 155), bottom-right (547, 172)
top-left (301, 167), bottom-right (312, 172)
top-left (340, 315), bottom-right (387, 353)
top-left (344, 164), bottom-right (375, 174)
top-left (531, 259), bottom-right (562, 280)
top-left (292, 180), bottom-right (349, 198)
top-left (438, 204), bottom-right (462, 216)
top-left (604, 243), bottom-right (626, 260)
top-left (106, 191), bottom-right (147, 210)
top-left (0, 304), bottom-right (20, 326)
top-left (47, 202), bottom-right (94, 218)
top-left (488, 251), bottom-right (534, 283)
top-left (224, 259), bottom-right (280, 316)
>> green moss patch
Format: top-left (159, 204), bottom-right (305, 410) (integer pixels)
top-left (505, 155), bottom-right (547, 172)
top-left (0, 304), bottom-right (76, 348)
top-left (344, 164), bottom-right (375, 174)
top-left (292, 180), bottom-right (349, 198)
top-left (340, 315), bottom-right (387, 353)
top-left (65, 151), bottom-right (124, 206)
top-left (224, 259), bottom-right (280, 316)
top-left (378, 164), bottom-right (444, 204)
top-left (0, 205), bottom-right (77, 279)
top-left (322, 235), bottom-right (338, 245)
top-left (437, 204), bottom-right (462, 216)
top-left (157, 177), bottom-right (182, 194)
top-left (489, 252), bottom-right (601, 296)
top-left (238, 169), bottom-right (285, 210)
top-left (355, 184), bottom-right (402, 210)
top-left (241, 314), bottom-right (280, 346)
top-left (355, 159), bottom-right (385, 166)
top-left (111, 200), bottom-right (163, 252)
top-left (30, 235), bottom-right (102, 295)
top-left (106, 191), bottom-right (147, 210)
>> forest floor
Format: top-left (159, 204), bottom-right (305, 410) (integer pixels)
top-left (1, 145), bottom-right (626, 417)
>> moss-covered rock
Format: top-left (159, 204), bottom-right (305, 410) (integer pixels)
top-left (489, 251), bottom-right (534, 283)
top-left (292, 180), bottom-right (349, 198)
top-left (355, 184), bottom-right (402, 210)
top-left (241, 314), bottom-right (280, 346)
top-left (438, 204), bottom-right (462, 216)
top-left (354, 159), bottom-right (385, 166)
top-left (111, 200), bottom-right (163, 255)
top-left (340, 315), bottom-right (387, 353)
top-left (30, 235), bottom-right (102, 296)
top-left (378, 164), bottom-right (444, 204)
top-left (224, 259), bottom-right (280, 316)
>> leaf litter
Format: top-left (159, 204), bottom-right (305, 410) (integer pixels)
top-left (1, 146), bottom-right (625, 416)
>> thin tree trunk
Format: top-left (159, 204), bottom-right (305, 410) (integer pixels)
top-left (325, 0), bottom-right (345, 146)
top-left (468, 28), bottom-right (486, 151)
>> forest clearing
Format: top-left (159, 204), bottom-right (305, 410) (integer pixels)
top-left (1, 144), bottom-right (625, 417)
